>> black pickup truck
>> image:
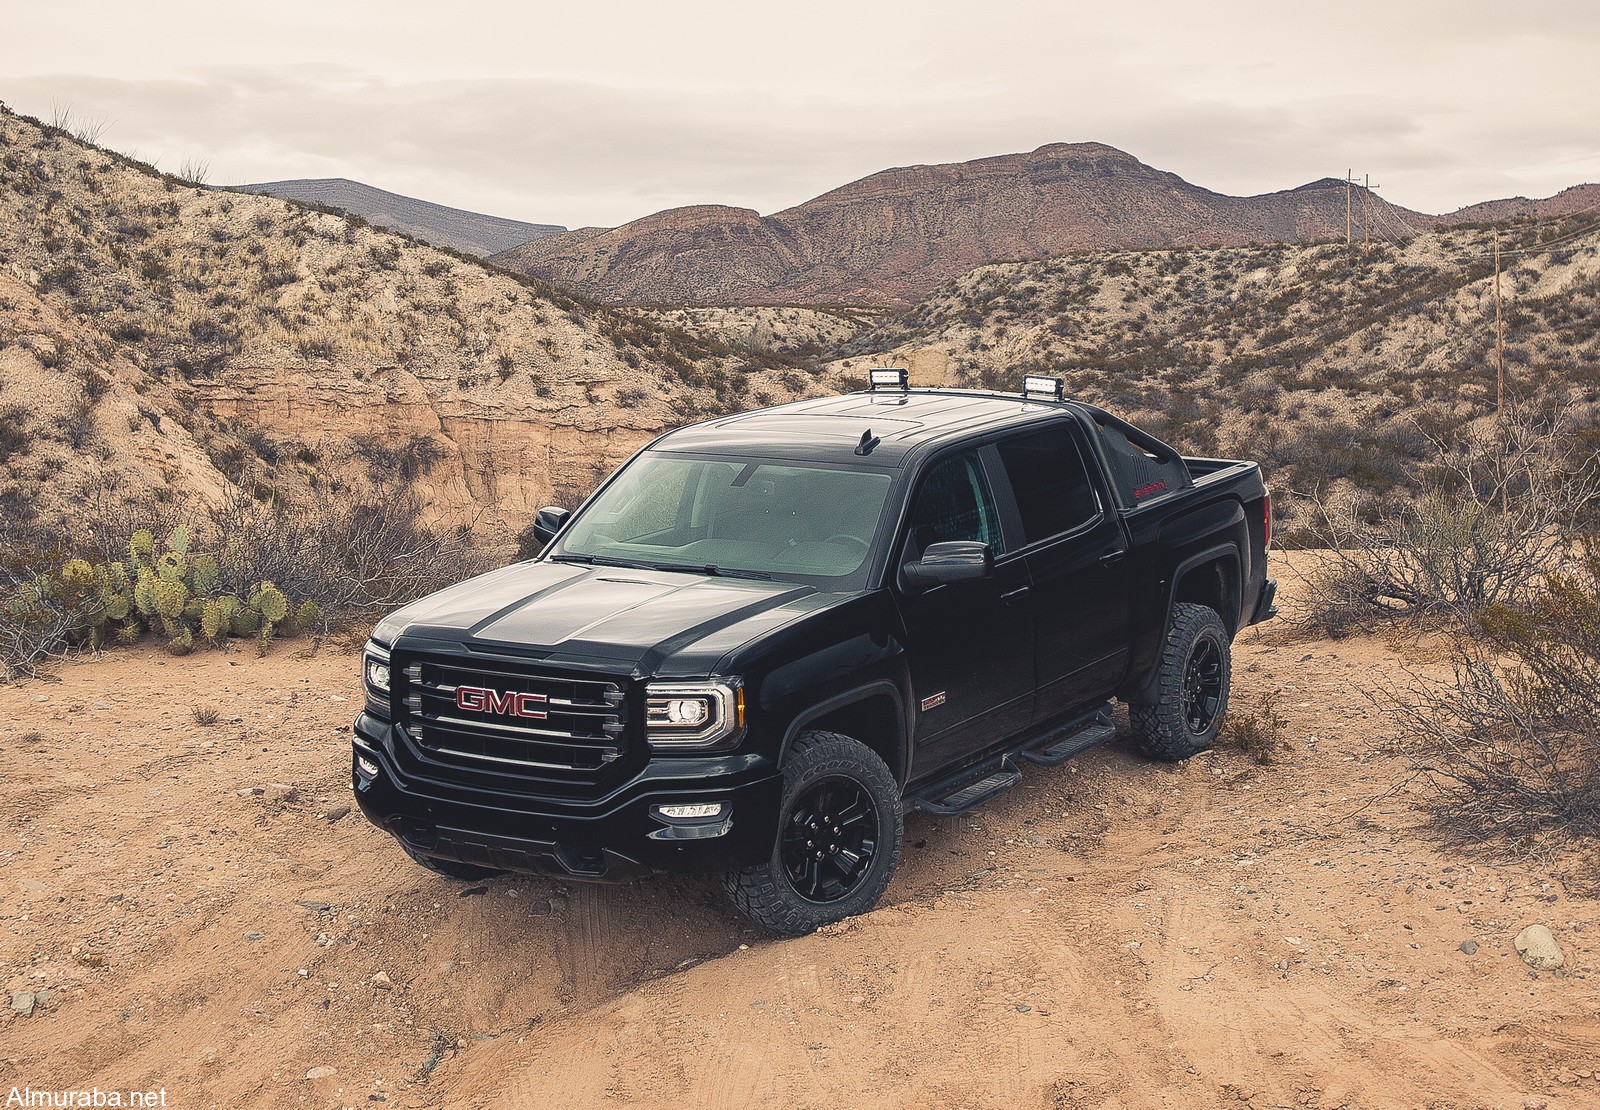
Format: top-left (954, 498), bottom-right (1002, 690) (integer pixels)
top-left (352, 373), bottom-right (1275, 934)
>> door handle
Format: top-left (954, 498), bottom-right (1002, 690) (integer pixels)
top-left (1000, 586), bottom-right (1031, 602)
top-left (1099, 548), bottom-right (1127, 566)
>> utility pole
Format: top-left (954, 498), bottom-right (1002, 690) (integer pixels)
top-left (1363, 175), bottom-right (1380, 256)
top-left (1494, 230), bottom-right (1505, 418)
top-left (1344, 169), bottom-right (1356, 246)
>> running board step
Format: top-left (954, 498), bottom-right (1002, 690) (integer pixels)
top-left (1018, 706), bottom-right (1116, 767)
top-left (910, 757), bottom-right (1022, 817)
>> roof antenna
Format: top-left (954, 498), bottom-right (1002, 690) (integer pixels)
top-left (854, 429), bottom-right (881, 456)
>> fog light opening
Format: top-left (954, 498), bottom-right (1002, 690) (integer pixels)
top-left (356, 754), bottom-right (379, 778)
top-left (655, 802), bottom-right (726, 821)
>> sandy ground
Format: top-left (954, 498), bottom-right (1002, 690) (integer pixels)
top-left (2, 555), bottom-right (1597, 1109)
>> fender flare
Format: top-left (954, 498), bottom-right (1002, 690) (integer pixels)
top-left (1131, 543), bottom-right (1241, 703)
top-left (777, 680), bottom-right (912, 785)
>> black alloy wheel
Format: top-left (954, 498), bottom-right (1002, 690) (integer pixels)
top-left (1129, 602), bottom-right (1232, 761)
top-left (724, 731), bottom-right (903, 935)
top-left (1182, 635), bottom-right (1226, 735)
top-left (781, 776), bottom-right (880, 903)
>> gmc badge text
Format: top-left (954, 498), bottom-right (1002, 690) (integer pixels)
top-left (352, 374), bottom-right (1276, 935)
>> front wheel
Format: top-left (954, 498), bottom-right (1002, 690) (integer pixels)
top-left (1129, 602), bottom-right (1232, 761)
top-left (724, 731), bottom-right (902, 935)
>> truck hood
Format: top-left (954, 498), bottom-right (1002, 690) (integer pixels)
top-left (374, 560), bottom-right (825, 675)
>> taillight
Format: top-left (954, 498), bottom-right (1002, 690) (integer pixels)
top-left (1263, 491), bottom-right (1272, 549)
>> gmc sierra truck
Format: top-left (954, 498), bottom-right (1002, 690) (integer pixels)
top-left (352, 372), bottom-right (1275, 934)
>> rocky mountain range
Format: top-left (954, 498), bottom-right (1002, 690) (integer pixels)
top-left (236, 177), bottom-right (565, 257)
top-left (491, 143), bottom-right (1451, 306)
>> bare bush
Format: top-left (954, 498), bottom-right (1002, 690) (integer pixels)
top-left (209, 484), bottom-right (494, 616)
top-left (1384, 550), bottom-right (1600, 849)
top-left (1, 475), bottom-right (497, 676)
top-left (1221, 687), bottom-right (1288, 765)
top-left (1300, 406), bottom-right (1600, 635)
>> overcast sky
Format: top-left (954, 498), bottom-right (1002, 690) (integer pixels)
top-left (3, 1), bottom-right (1597, 229)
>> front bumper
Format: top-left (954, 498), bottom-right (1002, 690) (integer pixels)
top-left (351, 713), bottom-right (782, 881)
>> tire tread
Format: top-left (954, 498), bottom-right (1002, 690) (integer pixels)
top-left (1129, 602), bottom-right (1230, 761)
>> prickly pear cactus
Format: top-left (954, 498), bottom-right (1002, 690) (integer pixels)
top-left (60, 559), bottom-right (94, 586)
top-left (133, 570), bottom-right (156, 616)
top-left (230, 607), bottom-right (262, 637)
top-left (167, 624), bottom-right (194, 656)
top-left (166, 524), bottom-right (191, 556)
top-left (191, 554), bottom-right (220, 596)
top-left (116, 621), bottom-right (142, 646)
top-left (150, 578), bottom-right (190, 620)
top-left (201, 596), bottom-right (238, 642)
top-left (252, 583), bottom-right (289, 624)
top-left (129, 530), bottom-right (155, 566)
top-left (101, 591), bottom-right (132, 622)
top-left (156, 550), bottom-right (189, 583)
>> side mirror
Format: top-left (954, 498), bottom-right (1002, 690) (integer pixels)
top-left (903, 541), bottom-right (994, 588)
top-left (531, 505), bottom-right (572, 549)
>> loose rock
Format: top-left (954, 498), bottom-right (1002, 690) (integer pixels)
top-left (371, 971), bottom-right (393, 990)
top-left (325, 805), bottom-right (351, 822)
top-left (263, 783), bottom-right (299, 804)
top-left (305, 1067), bottom-right (336, 1080)
top-left (10, 992), bottom-right (36, 1017)
top-left (1459, 940), bottom-right (1479, 955)
top-left (1514, 925), bottom-right (1564, 970)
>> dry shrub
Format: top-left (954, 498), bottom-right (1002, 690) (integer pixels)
top-left (1386, 549), bottom-right (1600, 849)
top-left (1300, 406), bottom-right (1599, 636)
top-left (1222, 687), bottom-right (1288, 765)
top-left (1, 477), bottom-right (497, 679)
top-left (207, 484), bottom-right (495, 615)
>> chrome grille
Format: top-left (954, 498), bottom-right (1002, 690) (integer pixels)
top-left (396, 655), bottom-right (628, 780)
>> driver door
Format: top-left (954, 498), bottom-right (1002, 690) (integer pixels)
top-left (894, 449), bottom-right (1034, 780)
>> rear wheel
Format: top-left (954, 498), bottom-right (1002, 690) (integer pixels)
top-left (1129, 602), bottom-right (1231, 761)
top-left (724, 731), bottom-right (902, 935)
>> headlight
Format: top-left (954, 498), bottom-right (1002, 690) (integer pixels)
top-left (363, 643), bottom-right (392, 716)
top-left (646, 681), bottom-right (744, 748)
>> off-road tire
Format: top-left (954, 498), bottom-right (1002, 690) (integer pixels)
top-left (401, 842), bottom-right (502, 882)
top-left (1129, 602), bottom-right (1231, 761)
top-left (724, 731), bottom-right (902, 936)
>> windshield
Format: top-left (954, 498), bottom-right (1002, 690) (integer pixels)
top-left (555, 452), bottom-right (894, 585)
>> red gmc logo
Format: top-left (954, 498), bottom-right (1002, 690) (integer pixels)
top-left (456, 685), bottom-right (548, 719)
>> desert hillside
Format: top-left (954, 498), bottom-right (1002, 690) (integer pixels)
top-left (0, 103), bottom-right (824, 539)
top-left (818, 216), bottom-right (1600, 533)
top-left (492, 142), bottom-right (1446, 306)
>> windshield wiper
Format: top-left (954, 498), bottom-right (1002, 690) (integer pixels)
top-left (548, 553), bottom-right (655, 570)
top-left (654, 563), bottom-right (773, 581)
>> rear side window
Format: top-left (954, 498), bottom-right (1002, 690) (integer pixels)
top-left (904, 452), bottom-right (1004, 560)
top-left (996, 425), bottom-right (1100, 544)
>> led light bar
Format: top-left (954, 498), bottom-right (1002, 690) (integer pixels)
top-left (869, 368), bottom-right (909, 390)
top-left (1023, 375), bottom-right (1064, 401)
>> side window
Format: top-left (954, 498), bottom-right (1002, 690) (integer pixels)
top-left (995, 425), bottom-right (1100, 545)
top-left (904, 452), bottom-right (1004, 561)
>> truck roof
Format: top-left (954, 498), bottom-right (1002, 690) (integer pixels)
top-left (657, 388), bottom-right (1094, 467)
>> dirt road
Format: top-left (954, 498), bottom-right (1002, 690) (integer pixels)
top-left (3, 558), bottom-right (1597, 1109)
